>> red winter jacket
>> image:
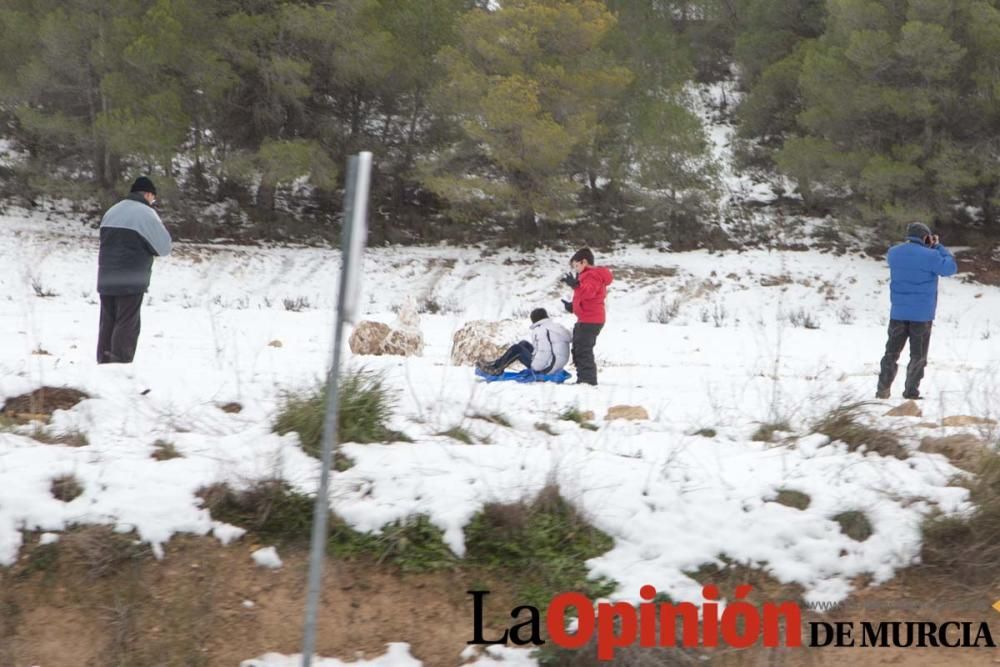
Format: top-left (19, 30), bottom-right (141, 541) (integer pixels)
top-left (572, 265), bottom-right (613, 324)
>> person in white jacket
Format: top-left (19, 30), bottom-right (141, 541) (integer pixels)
top-left (477, 308), bottom-right (572, 376)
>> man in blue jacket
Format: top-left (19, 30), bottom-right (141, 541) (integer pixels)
top-left (96, 177), bottom-right (172, 364)
top-left (876, 222), bottom-right (957, 399)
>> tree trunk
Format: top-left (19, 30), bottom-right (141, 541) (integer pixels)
top-left (588, 169), bottom-right (600, 203)
top-left (257, 172), bottom-right (277, 212)
top-left (401, 91), bottom-right (424, 171)
top-left (349, 94), bottom-right (363, 143)
top-left (984, 183), bottom-right (998, 228)
top-left (516, 207), bottom-right (539, 249)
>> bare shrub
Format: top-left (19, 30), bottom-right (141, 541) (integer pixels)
top-left (33, 428), bottom-right (89, 447)
top-left (151, 440), bottom-right (182, 461)
top-left (921, 450), bottom-right (1000, 585)
top-left (647, 297), bottom-right (681, 324)
top-left (31, 277), bottom-right (58, 298)
top-left (786, 307), bottom-right (820, 329)
top-left (813, 402), bottom-right (907, 459)
top-left (50, 474), bottom-right (83, 502)
top-left (61, 526), bottom-right (152, 579)
top-left (752, 420), bottom-right (791, 443)
top-left (282, 296), bottom-right (311, 312)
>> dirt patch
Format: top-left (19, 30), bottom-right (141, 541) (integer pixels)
top-left (1, 534), bottom-right (521, 667)
top-left (919, 434), bottom-right (989, 471)
top-left (604, 405), bottom-right (650, 421)
top-left (759, 273), bottom-right (793, 287)
top-left (1, 386), bottom-right (90, 424)
top-left (956, 246), bottom-right (1000, 286)
top-left (2, 534), bottom-right (998, 666)
top-left (613, 265), bottom-right (679, 283)
top-left (814, 571), bottom-right (1000, 667)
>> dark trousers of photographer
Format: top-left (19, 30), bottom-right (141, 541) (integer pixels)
top-left (97, 294), bottom-right (143, 364)
top-left (572, 323), bottom-right (603, 385)
top-left (877, 319), bottom-right (932, 397)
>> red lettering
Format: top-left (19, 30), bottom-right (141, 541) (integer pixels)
top-left (659, 602), bottom-right (700, 647)
top-left (702, 585), bottom-right (720, 647)
top-left (547, 593), bottom-right (595, 649)
top-left (596, 602), bottom-right (638, 661)
top-left (639, 585), bottom-right (657, 647)
top-left (762, 602), bottom-right (802, 647)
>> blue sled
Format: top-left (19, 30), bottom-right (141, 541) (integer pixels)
top-left (474, 368), bottom-right (572, 384)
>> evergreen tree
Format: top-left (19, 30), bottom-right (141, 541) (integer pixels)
top-left (3, 0), bottom-right (145, 191)
top-left (423, 0), bottom-right (632, 232)
top-left (775, 0), bottom-right (1000, 226)
top-left (597, 0), bottom-right (717, 215)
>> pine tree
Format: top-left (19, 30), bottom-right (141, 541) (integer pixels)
top-left (424, 0), bottom-right (633, 233)
top-left (774, 0), bottom-right (1000, 226)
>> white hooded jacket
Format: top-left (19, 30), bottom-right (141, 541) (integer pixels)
top-left (529, 318), bottom-right (572, 373)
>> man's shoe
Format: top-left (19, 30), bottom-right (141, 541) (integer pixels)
top-left (902, 391), bottom-right (922, 400)
top-left (875, 389), bottom-right (890, 399)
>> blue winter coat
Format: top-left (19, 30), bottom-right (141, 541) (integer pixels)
top-left (887, 238), bottom-right (957, 322)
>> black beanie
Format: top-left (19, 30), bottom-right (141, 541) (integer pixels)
top-left (530, 307), bottom-right (548, 323)
top-left (130, 176), bottom-right (157, 196)
top-left (570, 247), bottom-right (595, 265)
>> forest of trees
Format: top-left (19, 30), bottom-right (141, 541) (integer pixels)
top-left (0, 0), bottom-right (999, 245)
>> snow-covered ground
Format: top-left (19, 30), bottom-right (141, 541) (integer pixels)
top-left (1, 209), bottom-right (997, 665)
top-left (241, 643), bottom-right (536, 667)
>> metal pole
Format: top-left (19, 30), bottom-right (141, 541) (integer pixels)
top-left (301, 152), bottom-right (372, 666)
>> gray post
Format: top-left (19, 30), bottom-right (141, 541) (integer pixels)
top-left (301, 152), bottom-right (372, 667)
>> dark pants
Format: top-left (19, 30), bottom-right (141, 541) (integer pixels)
top-left (97, 294), bottom-right (144, 364)
top-left (572, 323), bottom-right (603, 385)
top-left (493, 340), bottom-right (534, 371)
top-left (877, 319), bottom-right (932, 397)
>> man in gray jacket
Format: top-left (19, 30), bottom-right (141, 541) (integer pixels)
top-left (96, 176), bottom-right (172, 363)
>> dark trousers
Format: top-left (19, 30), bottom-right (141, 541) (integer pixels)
top-left (572, 323), bottom-right (604, 385)
top-left (877, 319), bottom-right (932, 397)
top-left (97, 294), bottom-right (144, 364)
top-left (493, 340), bottom-right (534, 371)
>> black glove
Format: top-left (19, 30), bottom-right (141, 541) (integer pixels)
top-left (562, 299), bottom-right (573, 314)
top-left (561, 272), bottom-right (580, 289)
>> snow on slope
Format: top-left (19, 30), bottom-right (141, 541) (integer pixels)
top-left (0, 208), bottom-right (994, 615)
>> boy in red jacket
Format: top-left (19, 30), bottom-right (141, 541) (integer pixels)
top-left (560, 248), bottom-right (613, 385)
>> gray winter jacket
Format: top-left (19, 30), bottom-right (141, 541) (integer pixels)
top-left (529, 318), bottom-right (572, 373)
top-left (97, 195), bottom-right (172, 295)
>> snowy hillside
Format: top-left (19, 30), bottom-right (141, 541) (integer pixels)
top-left (1, 209), bottom-right (996, 664)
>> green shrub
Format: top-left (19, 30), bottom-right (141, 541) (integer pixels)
top-left (329, 515), bottom-right (456, 572)
top-left (774, 489), bottom-right (811, 510)
top-left (437, 426), bottom-right (474, 444)
top-left (833, 510), bottom-right (873, 542)
top-left (471, 412), bottom-right (512, 427)
top-left (198, 480), bottom-right (315, 544)
top-left (274, 369), bottom-right (409, 458)
top-left (752, 420), bottom-right (791, 442)
top-left (464, 485), bottom-right (615, 610)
